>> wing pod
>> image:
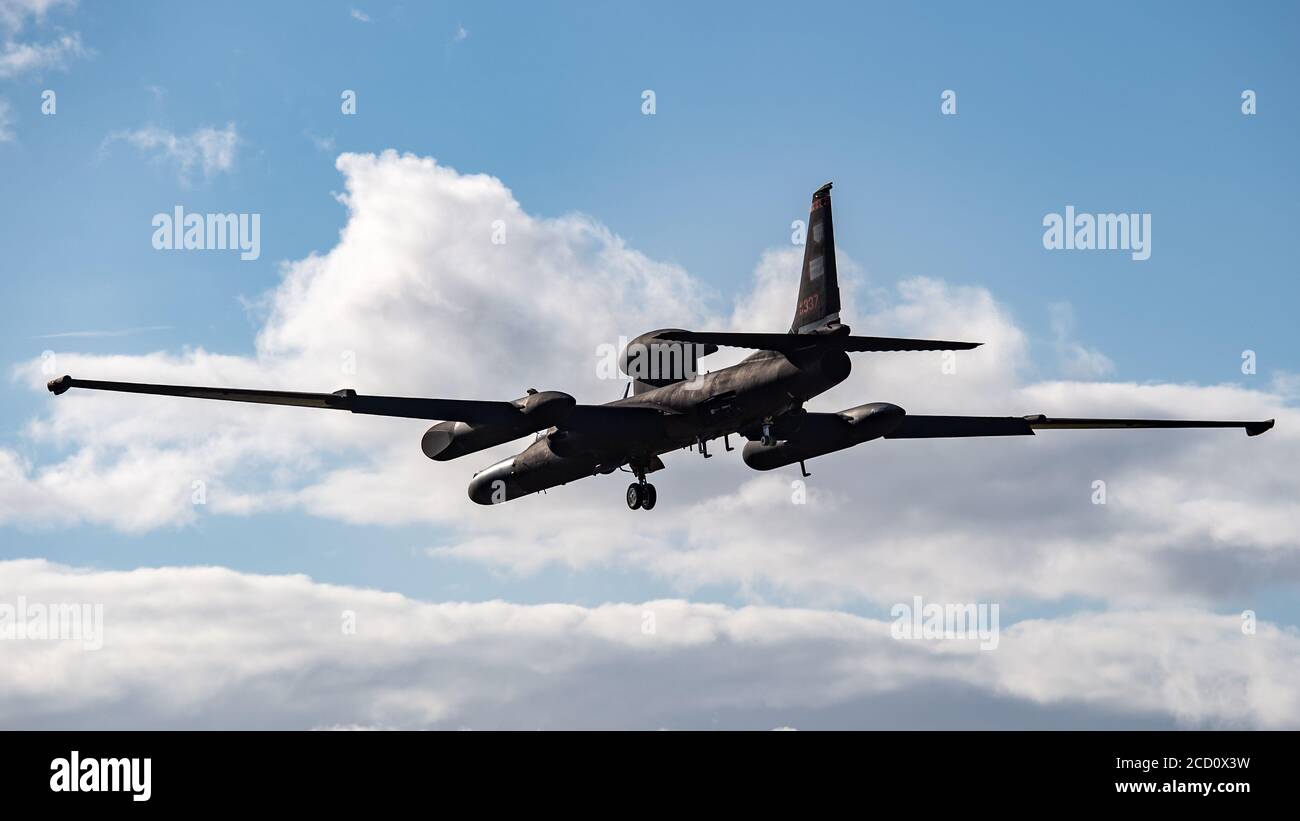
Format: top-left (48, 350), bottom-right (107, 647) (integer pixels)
top-left (422, 390), bottom-right (576, 461)
top-left (742, 402), bottom-right (906, 471)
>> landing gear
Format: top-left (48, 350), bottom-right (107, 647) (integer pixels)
top-left (761, 418), bottom-right (776, 447)
top-left (626, 481), bottom-right (657, 510)
top-left (627, 461), bottom-right (658, 511)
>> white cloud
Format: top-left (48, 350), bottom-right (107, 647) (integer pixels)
top-left (1049, 301), bottom-right (1115, 379)
top-left (7, 152), bottom-right (1298, 615)
top-left (0, 30), bottom-right (85, 77)
top-left (1271, 371), bottom-right (1300, 400)
top-left (451, 24), bottom-right (467, 44)
top-left (303, 129), bottom-right (335, 153)
top-left (1, 560), bottom-right (1296, 729)
top-left (349, 8), bottom-right (369, 23)
top-left (103, 123), bottom-right (240, 184)
top-left (0, 1), bottom-right (87, 84)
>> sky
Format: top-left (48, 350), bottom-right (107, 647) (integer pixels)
top-left (1, 0), bottom-right (1298, 729)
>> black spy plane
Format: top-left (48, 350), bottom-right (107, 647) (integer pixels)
top-left (47, 183), bottom-right (1273, 510)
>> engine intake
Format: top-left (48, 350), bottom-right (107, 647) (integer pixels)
top-left (618, 329), bottom-right (718, 393)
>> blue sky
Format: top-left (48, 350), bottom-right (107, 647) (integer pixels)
top-left (4, 1), bottom-right (1297, 377)
top-left (2, 2), bottom-right (1298, 728)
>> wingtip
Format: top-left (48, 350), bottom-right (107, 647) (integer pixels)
top-left (1246, 419), bottom-right (1275, 437)
top-left (47, 374), bottom-right (72, 396)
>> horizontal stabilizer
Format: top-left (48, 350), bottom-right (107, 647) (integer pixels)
top-left (886, 414), bottom-right (1275, 439)
top-left (656, 330), bottom-right (980, 354)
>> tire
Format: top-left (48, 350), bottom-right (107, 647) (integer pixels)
top-left (626, 483), bottom-right (643, 510)
top-left (641, 484), bottom-right (657, 510)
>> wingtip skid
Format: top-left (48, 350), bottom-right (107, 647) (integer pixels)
top-left (1246, 419), bottom-right (1275, 437)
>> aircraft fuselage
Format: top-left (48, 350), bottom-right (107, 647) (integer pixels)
top-left (466, 347), bottom-right (851, 504)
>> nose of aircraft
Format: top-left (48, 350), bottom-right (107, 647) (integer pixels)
top-left (467, 457), bottom-right (516, 505)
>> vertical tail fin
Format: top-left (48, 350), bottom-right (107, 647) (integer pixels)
top-left (791, 182), bottom-right (842, 334)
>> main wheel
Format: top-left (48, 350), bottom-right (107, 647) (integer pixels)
top-left (626, 483), bottom-right (643, 510)
top-left (641, 484), bottom-right (657, 510)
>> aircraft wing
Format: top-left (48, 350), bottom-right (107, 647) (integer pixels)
top-left (48, 375), bottom-right (550, 426)
top-left (656, 330), bottom-right (980, 353)
top-left (885, 414), bottom-right (1275, 439)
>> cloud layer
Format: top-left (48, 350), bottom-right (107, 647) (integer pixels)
top-left (2, 559), bottom-right (1295, 729)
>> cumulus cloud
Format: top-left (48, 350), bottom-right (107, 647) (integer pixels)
top-left (2, 560), bottom-right (1296, 729)
top-left (102, 123), bottom-right (240, 184)
top-left (7, 151), bottom-right (1298, 617)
